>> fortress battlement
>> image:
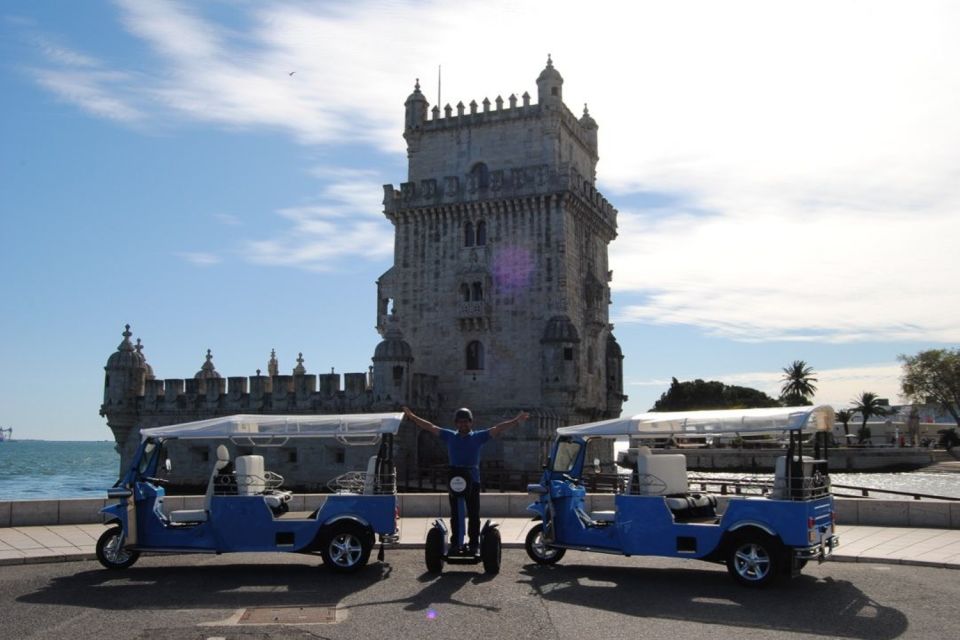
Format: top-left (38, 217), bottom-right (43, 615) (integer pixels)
top-left (420, 95), bottom-right (594, 151)
top-left (382, 162), bottom-right (617, 231)
top-left (102, 332), bottom-right (440, 426)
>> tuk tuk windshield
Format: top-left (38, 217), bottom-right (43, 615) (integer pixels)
top-left (552, 440), bottom-right (582, 473)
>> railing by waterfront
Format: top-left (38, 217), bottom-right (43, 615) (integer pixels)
top-left (400, 467), bottom-right (960, 502)
top-left (686, 475), bottom-right (960, 502)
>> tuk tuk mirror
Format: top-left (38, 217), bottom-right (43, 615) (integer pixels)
top-left (164, 458), bottom-right (172, 472)
top-left (593, 457), bottom-right (601, 474)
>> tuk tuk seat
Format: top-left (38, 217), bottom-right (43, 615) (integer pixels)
top-left (169, 444), bottom-right (230, 523)
top-left (235, 454), bottom-right (293, 511)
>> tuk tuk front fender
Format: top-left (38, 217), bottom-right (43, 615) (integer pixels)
top-left (100, 502), bottom-right (127, 526)
top-left (526, 501), bottom-right (547, 520)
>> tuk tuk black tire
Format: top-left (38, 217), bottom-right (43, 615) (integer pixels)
top-left (524, 523), bottom-right (566, 565)
top-left (481, 527), bottom-right (502, 575)
top-left (96, 526), bottom-right (140, 570)
top-left (425, 526), bottom-right (444, 574)
top-left (726, 531), bottom-right (782, 588)
top-left (321, 521), bottom-right (372, 573)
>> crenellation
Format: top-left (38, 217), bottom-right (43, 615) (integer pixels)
top-left (384, 162), bottom-right (617, 236)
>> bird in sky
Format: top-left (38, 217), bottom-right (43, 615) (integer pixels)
top-left (288, 71), bottom-right (296, 76)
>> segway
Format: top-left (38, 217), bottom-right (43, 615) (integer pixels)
top-left (424, 467), bottom-right (501, 575)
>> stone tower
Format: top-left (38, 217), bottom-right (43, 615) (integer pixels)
top-left (378, 57), bottom-right (626, 470)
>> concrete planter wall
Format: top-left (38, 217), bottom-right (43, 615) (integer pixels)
top-left (2, 494), bottom-right (959, 529)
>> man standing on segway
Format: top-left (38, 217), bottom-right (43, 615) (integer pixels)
top-left (402, 406), bottom-right (530, 554)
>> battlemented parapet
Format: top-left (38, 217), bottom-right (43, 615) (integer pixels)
top-left (382, 162), bottom-right (617, 234)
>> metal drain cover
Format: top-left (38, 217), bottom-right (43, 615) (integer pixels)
top-left (239, 605), bottom-right (338, 625)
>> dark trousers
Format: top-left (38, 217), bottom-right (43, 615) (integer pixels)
top-left (449, 481), bottom-right (481, 547)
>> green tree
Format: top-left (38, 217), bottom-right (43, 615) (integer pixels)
top-left (779, 360), bottom-right (817, 406)
top-left (899, 349), bottom-right (960, 426)
top-left (652, 378), bottom-right (781, 411)
top-left (835, 409), bottom-right (854, 438)
top-left (850, 391), bottom-right (891, 444)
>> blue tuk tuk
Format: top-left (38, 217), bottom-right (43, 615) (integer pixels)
top-left (96, 413), bottom-right (401, 573)
top-left (525, 406), bottom-right (839, 587)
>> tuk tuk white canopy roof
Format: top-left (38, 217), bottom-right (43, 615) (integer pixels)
top-left (556, 406), bottom-right (835, 438)
top-left (139, 413), bottom-right (403, 441)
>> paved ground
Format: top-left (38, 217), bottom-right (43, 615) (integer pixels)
top-left (2, 519), bottom-right (960, 569)
top-left (3, 548), bottom-right (960, 640)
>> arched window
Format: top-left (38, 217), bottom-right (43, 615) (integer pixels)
top-left (471, 281), bottom-right (483, 301)
top-left (466, 341), bottom-right (485, 370)
top-left (460, 283), bottom-right (471, 302)
top-left (476, 220), bottom-right (487, 246)
top-left (464, 221), bottom-right (475, 247)
top-left (470, 162), bottom-right (490, 190)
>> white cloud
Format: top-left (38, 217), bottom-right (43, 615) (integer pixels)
top-left (245, 170), bottom-right (393, 270)
top-left (178, 251), bottom-right (221, 266)
top-left (19, 0), bottom-right (960, 339)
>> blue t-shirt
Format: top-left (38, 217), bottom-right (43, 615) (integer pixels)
top-left (438, 428), bottom-right (492, 481)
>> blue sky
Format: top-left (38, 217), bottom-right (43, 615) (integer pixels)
top-left (2, 1), bottom-right (958, 440)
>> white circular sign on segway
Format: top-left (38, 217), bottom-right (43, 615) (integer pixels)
top-left (449, 475), bottom-right (468, 494)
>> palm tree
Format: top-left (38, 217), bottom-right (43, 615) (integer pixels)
top-left (850, 392), bottom-right (891, 444)
top-left (780, 360), bottom-right (818, 404)
top-left (835, 409), bottom-right (853, 438)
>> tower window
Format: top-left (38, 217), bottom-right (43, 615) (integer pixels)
top-left (460, 283), bottom-right (471, 302)
top-left (466, 341), bottom-right (485, 370)
top-left (470, 162), bottom-right (490, 189)
top-left (471, 282), bottom-right (483, 301)
top-left (551, 87), bottom-right (558, 96)
top-left (464, 221), bottom-right (475, 247)
top-left (476, 220), bottom-right (487, 246)
top-left (392, 365), bottom-right (404, 384)
top-left (563, 348), bottom-right (574, 361)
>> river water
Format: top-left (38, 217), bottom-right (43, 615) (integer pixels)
top-left (0, 440), bottom-right (957, 501)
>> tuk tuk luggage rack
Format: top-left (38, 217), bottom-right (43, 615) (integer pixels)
top-left (327, 470), bottom-right (397, 495)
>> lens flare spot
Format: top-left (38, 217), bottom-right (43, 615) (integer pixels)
top-left (426, 609), bottom-right (438, 620)
top-left (493, 246), bottom-right (534, 293)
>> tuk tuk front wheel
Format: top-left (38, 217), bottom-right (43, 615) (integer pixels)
top-left (96, 526), bottom-right (140, 570)
top-left (524, 523), bottom-right (565, 565)
top-left (726, 532), bottom-right (781, 588)
top-left (321, 522), bottom-right (372, 573)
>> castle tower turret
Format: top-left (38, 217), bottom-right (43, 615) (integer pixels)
top-left (267, 349), bottom-right (279, 377)
top-left (536, 54), bottom-right (564, 109)
top-left (372, 320), bottom-right (414, 406)
top-left (101, 324), bottom-right (148, 476)
top-left (404, 79), bottom-right (429, 136)
top-left (103, 325), bottom-right (147, 407)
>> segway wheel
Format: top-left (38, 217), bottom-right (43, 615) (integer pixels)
top-left (425, 526), bottom-right (445, 574)
top-left (481, 527), bottom-right (502, 575)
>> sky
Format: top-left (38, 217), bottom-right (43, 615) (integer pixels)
top-left (1, 0), bottom-right (958, 440)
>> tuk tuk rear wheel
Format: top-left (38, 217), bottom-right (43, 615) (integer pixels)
top-left (726, 532), bottom-right (781, 588)
top-left (481, 527), bottom-right (501, 575)
top-left (321, 522), bottom-right (372, 573)
top-left (96, 526), bottom-right (140, 570)
top-left (425, 526), bottom-right (444, 574)
top-left (525, 523), bottom-right (566, 565)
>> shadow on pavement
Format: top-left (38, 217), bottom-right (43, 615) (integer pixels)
top-left (518, 561), bottom-right (908, 640)
top-left (18, 559), bottom-right (389, 611)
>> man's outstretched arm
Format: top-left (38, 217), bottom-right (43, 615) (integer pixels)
top-left (402, 406), bottom-right (440, 436)
top-left (489, 411), bottom-right (530, 438)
